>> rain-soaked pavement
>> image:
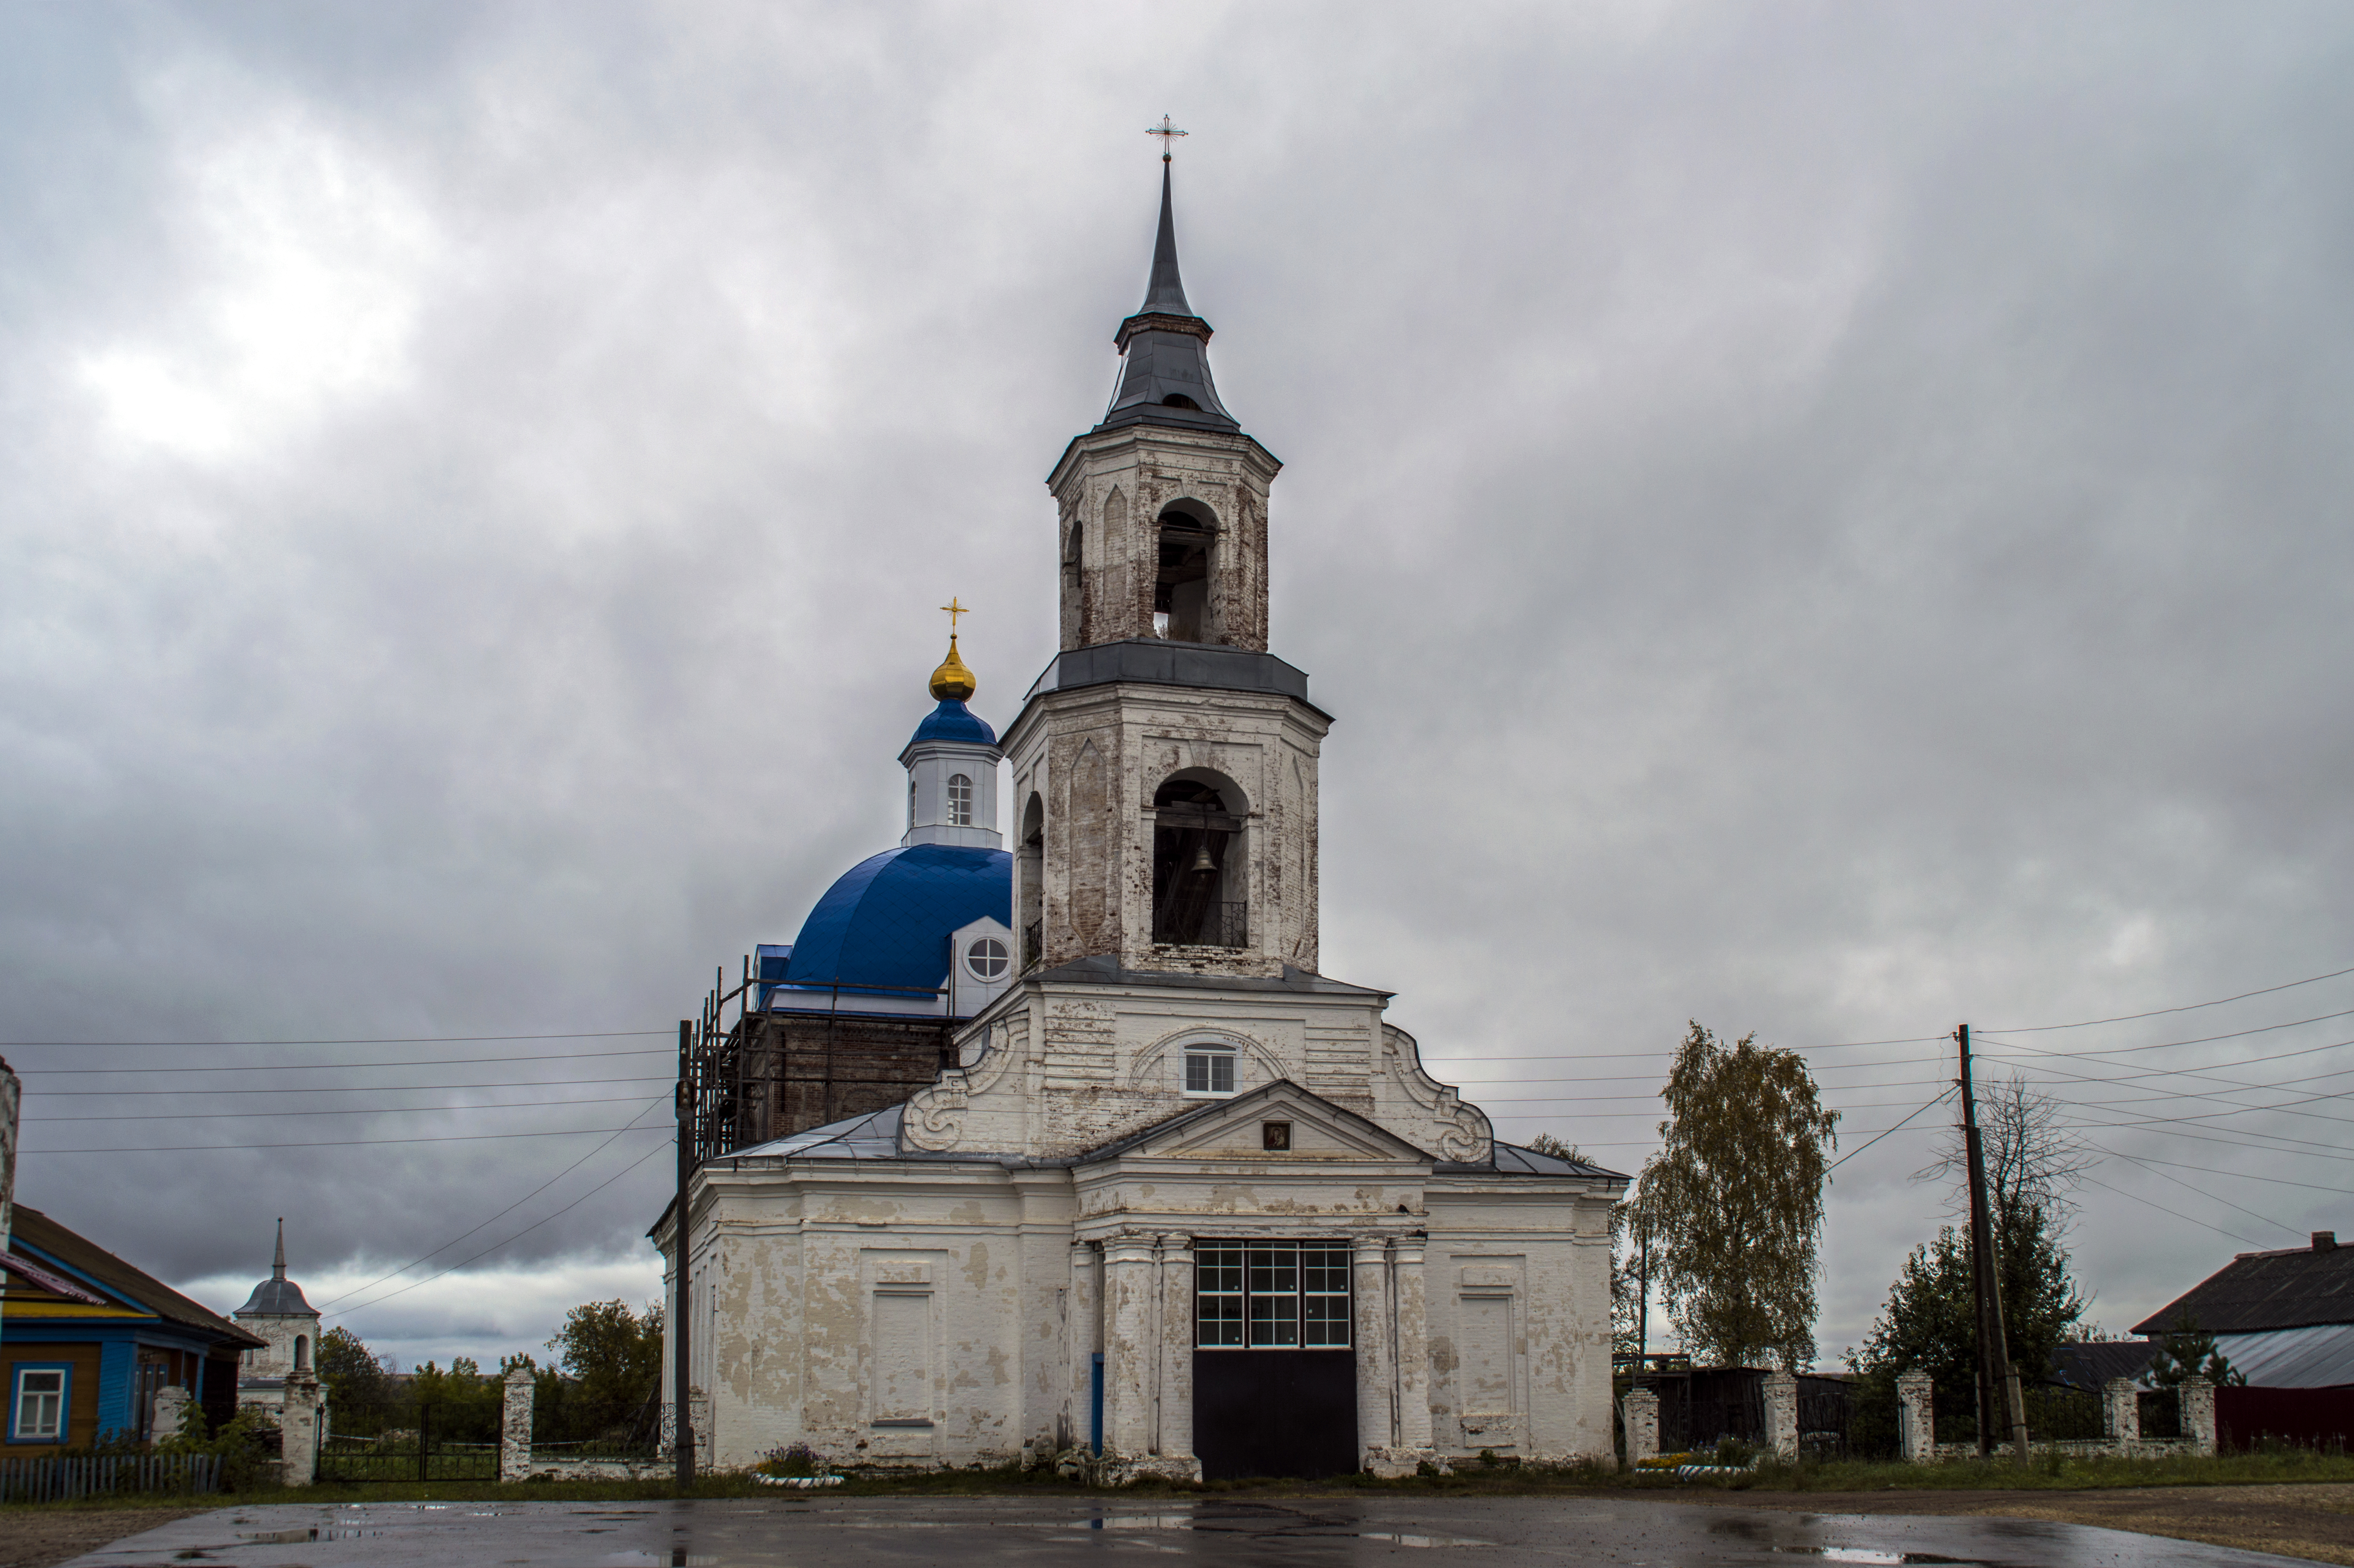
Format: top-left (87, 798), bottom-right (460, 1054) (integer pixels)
top-left (53, 1494), bottom-right (2320, 1566)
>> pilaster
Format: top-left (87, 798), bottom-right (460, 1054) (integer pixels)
top-left (1393, 1240), bottom-right (1434, 1455)
top-left (1351, 1236), bottom-right (1400, 1473)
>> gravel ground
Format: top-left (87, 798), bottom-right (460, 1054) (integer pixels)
top-left (0, 1507), bottom-right (209, 1568)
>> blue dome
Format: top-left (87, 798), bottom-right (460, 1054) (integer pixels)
top-left (909, 700), bottom-right (997, 747)
top-left (781, 844), bottom-right (1011, 996)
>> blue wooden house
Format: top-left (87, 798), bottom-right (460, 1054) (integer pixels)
top-left (4, 1204), bottom-right (263, 1451)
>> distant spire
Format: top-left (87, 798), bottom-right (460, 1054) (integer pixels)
top-left (272, 1217), bottom-right (286, 1281)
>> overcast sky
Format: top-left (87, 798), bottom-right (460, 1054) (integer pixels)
top-left (4, 1), bottom-right (2349, 1374)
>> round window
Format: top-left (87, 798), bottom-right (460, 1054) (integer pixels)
top-left (965, 937), bottom-right (1009, 981)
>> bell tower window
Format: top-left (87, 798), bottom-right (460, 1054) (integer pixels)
top-left (1153, 500), bottom-right (1215, 643)
top-left (1152, 776), bottom-right (1245, 947)
top-left (947, 773), bottom-right (973, 828)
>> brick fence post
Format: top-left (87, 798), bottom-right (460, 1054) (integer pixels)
top-left (278, 1375), bottom-right (321, 1487)
top-left (1763, 1371), bottom-right (1798, 1460)
top-left (153, 1386), bottom-right (193, 1443)
top-left (1622, 1386), bottom-right (1658, 1466)
top-left (500, 1365), bottom-right (536, 1481)
top-left (2180, 1377), bottom-right (2215, 1456)
top-left (1895, 1372), bottom-right (1934, 1461)
top-left (2104, 1377), bottom-right (2141, 1449)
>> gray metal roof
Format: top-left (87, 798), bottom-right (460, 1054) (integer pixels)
top-left (2133, 1234), bottom-right (2354, 1335)
top-left (730, 1102), bottom-right (910, 1162)
top-left (234, 1218), bottom-right (315, 1317)
top-left (1096, 165), bottom-right (1240, 436)
top-left (1026, 952), bottom-right (1388, 999)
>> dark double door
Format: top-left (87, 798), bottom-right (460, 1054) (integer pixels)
top-left (1193, 1349), bottom-right (1357, 1480)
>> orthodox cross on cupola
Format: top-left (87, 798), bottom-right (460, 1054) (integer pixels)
top-left (1146, 115), bottom-right (1187, 163)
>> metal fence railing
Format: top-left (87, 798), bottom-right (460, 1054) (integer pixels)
top-left (0, 1453), bottom-right (220, 1503)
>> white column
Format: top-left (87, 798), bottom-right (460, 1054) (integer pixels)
top-left (1352, 1236), bottom-right (1394, 1471)
top-left (1158, 1242), bottom-right (1196, 1466)
top-left (1895, 1372), bottom-right (1934, 1461)
top-left (1393, 1240), bottom-right (1433, 1453)
top-left (1763, 1370), bottom-right (1798, 1460)
top-left (499, 1365), bottom-right (535, 1481)
top-left (2181, 1376), bottom-right (2216, 1456)
top-left (1622, 1386), bottom-right (1659, 1464)
top-left (2104, 1376), bottom-right (2141, 1447)
top-left (1102, 1239), bottom-right (1157, 1459)
top-left (152, 1386), bottom-right (193, 1444)
top-left (278, 1374), bottom-right (321, 1487)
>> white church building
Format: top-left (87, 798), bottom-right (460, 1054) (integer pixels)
top-left (653, 164), bottom-right (1626, 1482)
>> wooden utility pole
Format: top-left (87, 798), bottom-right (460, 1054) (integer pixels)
top-left (1957, 1024), bottom-right (2030, 1460)
top-left (674, 1018), bottom-right (695, 1487)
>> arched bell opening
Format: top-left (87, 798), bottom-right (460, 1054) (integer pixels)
top-left (1153, 499), bottom-right (1218, 643)
top-left (1151, 772), bottom-right (1247, 948)
top-left (1019, 792), bottom-right (1045, 969)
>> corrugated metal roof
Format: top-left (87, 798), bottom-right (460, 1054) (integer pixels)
top-left (2133, 1237), bottom-right (2354, 1335)
top-left (2214, 1324), bottom-right (2354, 1388)
top-left (2051, 1340), bottom-right (2160, 1391)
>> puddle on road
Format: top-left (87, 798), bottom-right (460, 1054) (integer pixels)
top-left (1769, 1549), bottom-right (1988, 1565)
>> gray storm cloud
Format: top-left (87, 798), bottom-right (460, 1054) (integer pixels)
top-left (2, 0), bottom-right (2347, 1367)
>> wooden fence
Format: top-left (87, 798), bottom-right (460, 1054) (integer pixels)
top-left (0, 1452), bottom-right (221, 1503)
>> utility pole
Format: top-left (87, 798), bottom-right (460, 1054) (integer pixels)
top-left (674, 1018), bottom-right (695, 1487)
top-left (1957, 1024), bottom-right (2030, 1461)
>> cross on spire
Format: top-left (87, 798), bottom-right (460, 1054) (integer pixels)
top-left (940, 597), bottom-right (968, 637)
top-left (1147, 115), bottom-right (1187, 164)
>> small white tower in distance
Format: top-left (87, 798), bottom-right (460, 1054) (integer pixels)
top-left (233, 1219), bottom-right (321, 1413)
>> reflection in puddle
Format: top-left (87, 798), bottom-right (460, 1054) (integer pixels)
top-left (1770, 1549), bottom-right (1985, 1565)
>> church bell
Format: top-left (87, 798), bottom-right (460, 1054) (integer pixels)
top-left (1189, 842), bottom-right (1217, 875)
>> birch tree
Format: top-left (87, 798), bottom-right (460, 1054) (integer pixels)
top-left (1636, 1023), bottom-right (1839, 1369)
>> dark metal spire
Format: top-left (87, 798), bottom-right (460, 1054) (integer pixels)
top-left (272, 1217), bottom-right (286, 1280)
top-left (1098, 162), bottom-right (1240, 434)
top-left (1139, 162), bottom-right (1195, 319)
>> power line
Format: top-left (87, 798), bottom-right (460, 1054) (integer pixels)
top-left (1983, 962), bottom-right (2354, 1035)
top-left (26, 1094), bottom-right (657, 1123)
top-left (1826, 1087), bottom-right (1955, 1173)
top-left (329, 1138), bottom-right (674, 1323)
top-left (14, 1048), bottom-right (671, 1076)
top-left (1976, 1007), bottom-right (2354, 1060)
top-left (0, 1030), bottom-right (673, 1048)
top-left (27, 1124), bottom-right (672, 1154)
top-left (2077, 1174), bottom-right (2268, 1249)
top-left (313, 1096), bottom-right (672, 1311)
top-left (2082, 1145), bottom-right (2351, 1199)
top-left (28, 1075), bottom-right (675, 1097)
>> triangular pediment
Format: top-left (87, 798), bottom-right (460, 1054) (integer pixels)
top-left (1074, 1079), bottom-right (1436, 1167)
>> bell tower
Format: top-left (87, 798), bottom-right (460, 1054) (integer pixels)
top-left (1002, 164), bottom-right (1327, 979)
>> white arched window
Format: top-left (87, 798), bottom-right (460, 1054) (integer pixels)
top-left (947, 773), bottom-right (973, 828)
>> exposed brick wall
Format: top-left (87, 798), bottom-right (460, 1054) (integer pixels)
top-left (732, 1012), bottom-right (951, 1143)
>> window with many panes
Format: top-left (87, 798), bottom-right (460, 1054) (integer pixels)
top-left (1195, 1243), bottom-right (1350, 1349)
top-left (1183, 1045), bottom-right (1235, 1096)
top-left (947, 773), bottom-right (973, 827)
top-left (11, 1366), bottom-right (65, 1441)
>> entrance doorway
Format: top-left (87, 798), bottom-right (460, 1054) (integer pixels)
top-left (1191, 1241), bottom-right (1358, 1480)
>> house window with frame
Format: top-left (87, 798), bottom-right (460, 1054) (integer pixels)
top-left (11, 1366), bottom-right (66, 1442)
top-left (947, 773), bottom-right (973, 828)
top-left (1195, 1242), bottom-right (1350, 1350)
top-left (1183, 1044), bottom-right (1236, 1096)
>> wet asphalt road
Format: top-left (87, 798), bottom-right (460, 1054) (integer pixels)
top-left (56, 1495), bottom-right (2317, 1567)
